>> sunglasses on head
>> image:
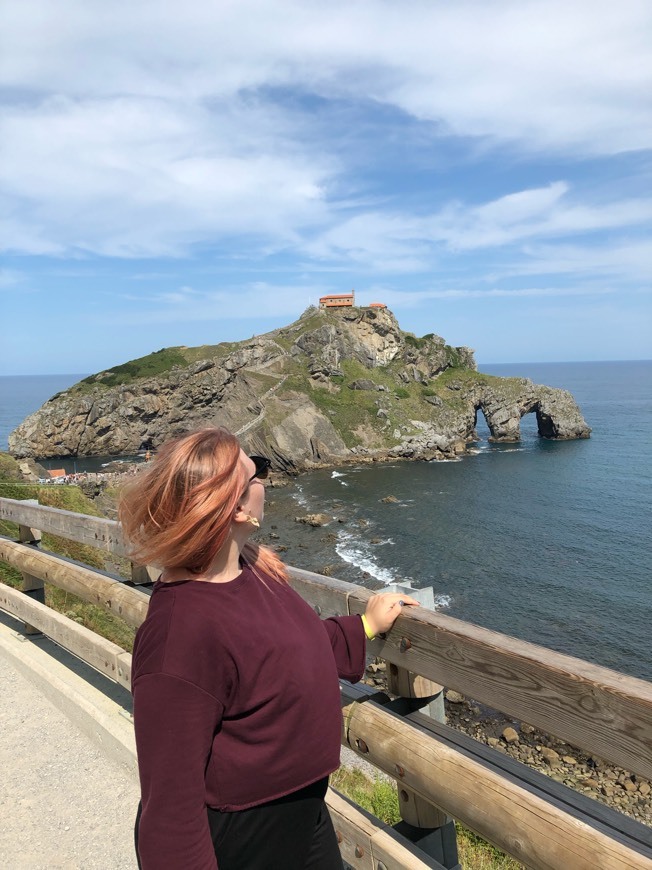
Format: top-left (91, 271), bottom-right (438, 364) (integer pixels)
top-left (248, 455), bottom-right (271, 483)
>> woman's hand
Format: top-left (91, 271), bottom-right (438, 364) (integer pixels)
top-left (363, 592), bottom-right (418, 637)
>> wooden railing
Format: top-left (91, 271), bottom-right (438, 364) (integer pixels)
top-left (1, 495), bottom-right (651, 870)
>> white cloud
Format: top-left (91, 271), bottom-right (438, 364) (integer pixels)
top-left (500, 240), bottom-right (652, 283)
top-left (0, 96), bottom-right (332, 257)
top-left (427, 186), bottom-right (652, 251)
top-left (3, 0), bottom-right (651, 154)
top-left (1, 0), bottom-right (651, 264)
top-left (302, 183), bottom-right (652, 270)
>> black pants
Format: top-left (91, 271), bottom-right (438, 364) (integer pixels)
top-left (135, 778), bottom-right (343, 870)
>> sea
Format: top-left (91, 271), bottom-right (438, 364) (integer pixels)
top-left (1, 362), bottom-right (651, 680)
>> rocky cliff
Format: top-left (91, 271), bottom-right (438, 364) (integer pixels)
top-left (9, 306), bottom-right (590, 467)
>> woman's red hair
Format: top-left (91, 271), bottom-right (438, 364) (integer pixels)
top-left (118, 427), bottom-right (287, 583)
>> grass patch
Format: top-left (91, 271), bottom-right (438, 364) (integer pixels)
top-left (0, 483), bottom-right (136, 651)
top-left (244, 370), bottom-right (284, 393)
top-left (79, 347), bottom-right (188, 388)
top-left (46, 584), bottom-right (136, 651)
top-left (404, 332), bottom-right (435, 350)
top-left (331, 768), bottom-right (524, 869)
top-left (0, 453), bottom-right (25, 481)
top-left (330, 768), bottom-right (400, 824)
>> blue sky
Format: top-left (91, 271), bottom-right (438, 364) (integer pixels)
top-left (1, 0), bottom-right (651, 375)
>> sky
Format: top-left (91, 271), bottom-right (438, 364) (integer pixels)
top-left (1, 0), bottom-right (651, 375)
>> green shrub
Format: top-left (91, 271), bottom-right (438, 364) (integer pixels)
top-left (80, 347), bottom-right (188, 388)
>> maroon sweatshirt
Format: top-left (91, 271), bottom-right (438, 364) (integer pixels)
top-left (132, 566), bottom-right (366, 869)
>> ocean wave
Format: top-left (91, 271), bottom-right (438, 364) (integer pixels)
top-left (335, 531), bottom-right (402, 586)
top-left (291, 483), bottom-right (311, 509)
top-left (336, 530), bottom-right (453, 611)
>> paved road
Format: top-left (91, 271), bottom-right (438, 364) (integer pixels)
top-left (0, 652), bottom-right (140, 869)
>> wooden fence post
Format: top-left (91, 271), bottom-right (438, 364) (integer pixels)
top-left (387, 664), bottom-right (460, 870)
top-left (130, 563), bottom-right (158, 586)
top-left (18, 499), bottom-right (44, 635)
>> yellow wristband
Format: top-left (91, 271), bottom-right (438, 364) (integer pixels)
top-left (361, 614), bottom-right (375, 640)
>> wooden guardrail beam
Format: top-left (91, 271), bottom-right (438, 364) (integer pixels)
top-left (287, 565), bottom-right (366, 618)
top-left (346, 592), bottom-right (652, 783)
top-left (0, 497), bottom-right (127, 556)
top-left (0, 583), bottom-right (133, 690)
top-left (0, 539), bottom-right (149, 629)
top-left (326, 788), bottom-right (445, 870)
top-left (341, 683), bottom-right (652, 870)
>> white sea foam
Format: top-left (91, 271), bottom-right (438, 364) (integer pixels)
top-left (336, 530), bottom-right (453, 610)
top-left (291, 483), bottom-right (310, 509)
top-left (335, 531), bottom-right (401, 586)
top-left (331, 471), bottom-right (345, 478)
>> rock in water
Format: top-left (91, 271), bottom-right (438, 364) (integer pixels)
top-left (8, 306), bottom-right (590, 464)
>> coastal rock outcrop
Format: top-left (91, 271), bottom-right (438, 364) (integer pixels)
top-left (9, 305), bottom-right (590, 466)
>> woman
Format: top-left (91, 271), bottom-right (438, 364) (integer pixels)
top-left (119, 427), bottom-right (416, 870)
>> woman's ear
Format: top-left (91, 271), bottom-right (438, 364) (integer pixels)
top-left (233, 505), bottom-right (247, 525)
top-left (233, 506), bottom-right (260, 528)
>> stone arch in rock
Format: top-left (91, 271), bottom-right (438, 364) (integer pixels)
top-left (472, 405), bottom-right (496, 440)
top-left (474, 401), bottom-right (521, 441)
top-left (534, 403), bottom-right (566, 437)
top-left (475, 397), bottom-right (570, 442)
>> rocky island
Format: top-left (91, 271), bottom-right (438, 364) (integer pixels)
top-left (9, 305), bottom-right (590, 466)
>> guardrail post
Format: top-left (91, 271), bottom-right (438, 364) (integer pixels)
top-left (387, 664), bottom-right (460, 870)
top-left (18, 499), bottom-right (44, 635)
top-left (130, 563), bottom-right (158, 586)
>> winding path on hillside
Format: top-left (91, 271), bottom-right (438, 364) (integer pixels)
top-left (234, 373), bottom-right (288, 437)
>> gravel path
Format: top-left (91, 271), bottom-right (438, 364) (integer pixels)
top-left (0, 655), bottom-right (140, 870)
